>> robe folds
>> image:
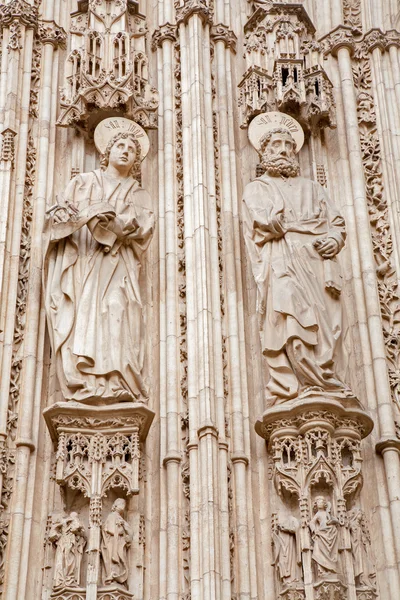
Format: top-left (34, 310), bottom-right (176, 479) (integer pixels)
top-left (44, 170), bottom-right (154, 403)
top-left (243, 174), bottom-right (349, 402)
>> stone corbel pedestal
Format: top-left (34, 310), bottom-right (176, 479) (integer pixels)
top-left (44, 402), bottom-right (155, 600)
top-left (256, 396), bottom-right (375, 600)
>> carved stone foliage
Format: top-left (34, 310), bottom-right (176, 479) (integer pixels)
top-left (352, 50), bottom-right (400, 415)
top-left (0, 0), bottom-right (38, 30)
top-left (239, 1), bottom-right (335, 132)
top-left (257, 398), bottom-right (376, 599)
top-left (58, 0), bottom-right (159, 132)
top-left (342, 0), bottom-right (362, 34)
top-left (38, 20), bottom-right (67, 48)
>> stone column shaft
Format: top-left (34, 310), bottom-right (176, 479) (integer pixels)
top-left (3, 0), bottom-right (61, 594)
top-left (179, 6), bottom-right (229, 598)
top-left (337, 44), bottom-right (400, 594)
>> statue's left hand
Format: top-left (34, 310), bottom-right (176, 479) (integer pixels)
top-left (314, 237), bottom-right (340, 259)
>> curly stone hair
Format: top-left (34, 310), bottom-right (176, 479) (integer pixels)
top-left (259, 127), bottom-right (297, 154)
top-left (260, 126), bottom-right (300, 178)
top-left (100, 131), bottom-right (142, 180)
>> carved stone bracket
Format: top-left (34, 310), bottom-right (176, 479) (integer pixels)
top-left (43, 402), bottom-right (154, 599)
top-left (211, 24), bottom-right (237, 52)
top-left (151, 23), bottom-right (177, 51)
top-left (321, 25), bottom-right (356, 57)
top-left (38, 20), bottom-right (67, 49)
top-left (175, 0), bottom-right (213, 27)
top-left (0, 0), bottom-right (38, 30)
top-left (256, 396), bottom-right (376, 599)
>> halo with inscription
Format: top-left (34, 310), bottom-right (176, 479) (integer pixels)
top-left (248, 111), bottom-right (305, 154)
top-left (94, 117), bottom-right (150, 161)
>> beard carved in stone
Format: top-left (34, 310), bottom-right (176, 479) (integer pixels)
top-left (44, 132), bottom-right (154, 404)
top-left (243, 127), bottom-right (352, 406)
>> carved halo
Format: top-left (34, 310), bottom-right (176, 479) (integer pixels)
top-left (248, 111), bottom-right (305, 155)
top-left (94, 117), bottom-right (150, 161)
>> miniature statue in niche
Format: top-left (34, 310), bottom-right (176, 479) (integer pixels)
top-left (100, 497), bottom-right (133, 587)
top-left (244, 112), bottom-right (352, 406)
top-left (308, 496), bottom-right (340, 580)
top-left (348, 507), bottom-right (377, 590)
top-left (44, 118), bottom-right (154, 404)
top-left (272, 514), bottom-right (303, 589)
top-left (49, 512), bottom-right (86, 589)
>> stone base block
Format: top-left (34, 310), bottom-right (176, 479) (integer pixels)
top-left (50, 587), bottom-right (86, 600)
top-left (255, 395), bottom-right (373, 442)
top-left (97, 586), bottom-right (134, 600)
top-left (44, 401), bottom-right (155, 445)
top-left (43, 401), bottom-right (155, 497)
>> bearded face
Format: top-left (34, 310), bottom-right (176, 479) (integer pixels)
top-left (261, 131), bottom-right (300, 178)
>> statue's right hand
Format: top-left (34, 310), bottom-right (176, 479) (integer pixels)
top-left (48, 202), bottom-right (79, 224)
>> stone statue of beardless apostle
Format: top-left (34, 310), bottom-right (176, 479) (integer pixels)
top-left (44, 118), bottom-right (154, 404)
top-left (243, 113), bottom-right (353, 406)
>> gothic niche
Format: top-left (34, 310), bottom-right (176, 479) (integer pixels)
top-left (42, 116), bottom-right (155, 600)
top-left (246, 113), bottom-right (378, 599)
top-left (238, 0), bottom-right (335, 133)
top-left (58, 0), bottom-right (159, 131)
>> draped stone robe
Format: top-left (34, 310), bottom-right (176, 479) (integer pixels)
top-left (44, 170), bottom-right (154, 403)
top-left (243, 173), bottom-right (349, 403)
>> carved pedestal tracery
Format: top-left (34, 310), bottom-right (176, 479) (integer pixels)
top-left (256, 398), bottom-right (377, 600)
top-left (44, 403), bottom-right (153, 600)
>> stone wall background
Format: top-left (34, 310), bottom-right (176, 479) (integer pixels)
top-left (0, 0), bottom-right (400, 599)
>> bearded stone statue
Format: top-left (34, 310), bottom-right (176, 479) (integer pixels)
top-left (44, 119), bottom-right (154, 404)
top-left (244, 118), bottom-right (352, 406)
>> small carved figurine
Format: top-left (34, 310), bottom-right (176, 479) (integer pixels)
top-left (348, 507), bottom-right (376, 590)
top-left (272, 514), bottom-right (303, 589)
top-left (309, 496), bottom-right (340, 580)
top-left (49, 512), bottom-right (86, 589)
top-left (101, 498), bottom-right (133, 587)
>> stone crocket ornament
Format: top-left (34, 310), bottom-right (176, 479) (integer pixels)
top-left (243, 112), bottom-right (353, 406)
top-left (43, 118), bottom-right (154, 404)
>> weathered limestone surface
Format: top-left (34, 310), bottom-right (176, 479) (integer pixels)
top-left (0, 1), bottom-right (400, 600)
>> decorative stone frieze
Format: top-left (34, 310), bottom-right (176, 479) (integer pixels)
top-left (58, 0), bottom-right (159, 132)
top-left (239, 0), bottom-right (335, 132)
